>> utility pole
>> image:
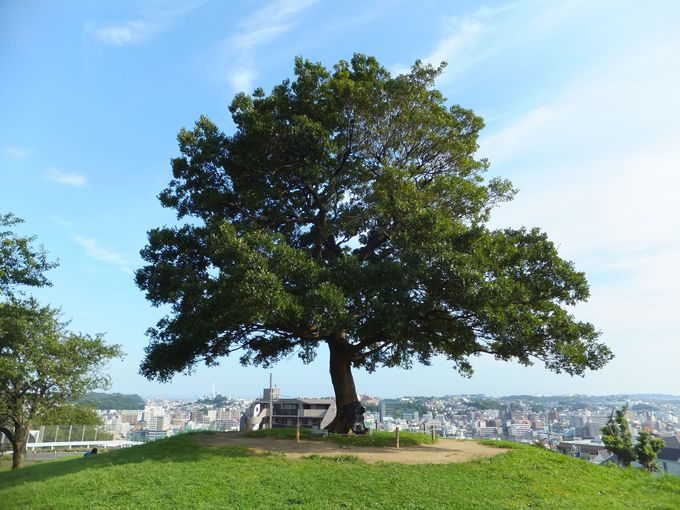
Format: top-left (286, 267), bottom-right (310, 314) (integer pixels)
top-left (268, 372), bottom-right (273, 430)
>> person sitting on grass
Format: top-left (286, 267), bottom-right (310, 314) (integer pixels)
top-left (83, 447), bottom-right (98, 457)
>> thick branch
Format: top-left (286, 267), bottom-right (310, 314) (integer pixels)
top-left (0, 426), bottom-right (15, 445)
top-left (354, 231), bottom-right (388, 262)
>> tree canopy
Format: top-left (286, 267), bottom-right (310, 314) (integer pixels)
top-left (137, 54), bottom-right (612, 432)
top-left (0, 213), bottom-right (56, 297)
top-left (0, 298), bottom-right (123, 469)
top-left (79, 392), bottom-right (146, 410)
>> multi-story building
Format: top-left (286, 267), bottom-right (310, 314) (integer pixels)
top-left (508, 422), bottom-right (533, 438)
top-left (380, 400), bottom-right (399, 421)
top-left (240, 388), bottom-right (336, 431)
top-left (120, 410), bottom-right (143, 426)
top-left (148, 415), bottom-right (170, 432)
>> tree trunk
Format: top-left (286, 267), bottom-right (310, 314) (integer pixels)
top-left (325, 332), bottom-right (361, 434)
top-left (10, 423), bottom-right (29, 470)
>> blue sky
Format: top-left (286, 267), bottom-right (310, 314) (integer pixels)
top-left (2, 0), bottom-right (679, 399)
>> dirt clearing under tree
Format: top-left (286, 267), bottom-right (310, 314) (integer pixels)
top-left (195, 432), bottom-right (508, 464)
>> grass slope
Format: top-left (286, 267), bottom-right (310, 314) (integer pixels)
top-left (0, 433), bottom-right (678, 509)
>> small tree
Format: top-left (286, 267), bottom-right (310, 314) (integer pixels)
top-left (635, 430), bottom-right (665, 472)
top-left (601, 405), bottom-right (635, 467)
top-left (0, 299), bottom-right (123, 469)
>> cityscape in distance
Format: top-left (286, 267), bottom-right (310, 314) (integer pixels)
top-left (18, 389), bottom-right (676, 476)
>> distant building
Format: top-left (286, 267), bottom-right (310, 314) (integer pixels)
top-left (120, 410), bottom-right (143, 426)
top-left (359, 394), bottom-right (380, 406)
top-left (557, 440), bottom-right (614, 464)
top-left (240, 388), bottom-right (336, 431)
top-left (380, 400), bottom-right (399, 421)
top-left (148, 415), bottom-right (170, 432)
top-left (658, 436), bottom-right (680, 476)
top-left (508, 423), bottom-right (532, 438)
top-left (215, 419), bottom-right (240, 431)
top-left (582, 415), bottom-right (608, 439)
top-left (475, 426), bottom-right (502, 438)
top-left (402, 409), bottom-right (419, 421)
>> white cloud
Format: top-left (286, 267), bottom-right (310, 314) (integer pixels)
top-left (393, 2), bottom-right (587, 83)
top-left (4, 146), bottom-right (29, 158)
top-left (86, 20), bottom-right (158, 46)
top-left (221, 0), bottom-right (318, 92)
top-left (85, 1), bottom-right (204, 46)
top-left (391, 15), bottom-right (484, 78)
top-left (45, 168), bottom-right (87, 187)
top-left (424, 17), bottom-right (483, 70)
top-left (229, 67), bottom-right (256, 94)
top-left (74, 235), bottom-right (135, 274)
top-left (50, 215), bottom-right (78, 229)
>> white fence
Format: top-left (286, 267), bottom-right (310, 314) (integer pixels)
top-left (26, 440), bottom-right (143, 451)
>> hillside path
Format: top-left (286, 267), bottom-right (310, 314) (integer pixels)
top-left (196, 433), bottom-right (507, 464)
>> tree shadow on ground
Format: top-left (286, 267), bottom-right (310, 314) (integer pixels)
top-left (0, 433), bottom-right (259, 490)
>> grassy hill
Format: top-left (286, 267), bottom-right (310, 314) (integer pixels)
top-left (1, 433), bottom-right (679, 509)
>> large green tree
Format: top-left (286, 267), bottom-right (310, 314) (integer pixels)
top-left (0, 299), bottom-right (123, 469)
top-left (136, 55), bottom-right (612, 432)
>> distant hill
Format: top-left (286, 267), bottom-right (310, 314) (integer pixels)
top-left (1, 433), bottom-right (679, 509)
top-left (78, 392), bottom-right (145, 410)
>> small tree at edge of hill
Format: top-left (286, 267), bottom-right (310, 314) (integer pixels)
top-left (601, 405), bottom-right (635, 467)
top-left (635, 430), bottom-right (665, 472)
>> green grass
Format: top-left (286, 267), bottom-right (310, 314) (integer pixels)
top-left (0, 433), bottom-right (678, 509)
top-left (247, 427), bottom-right (436, 446)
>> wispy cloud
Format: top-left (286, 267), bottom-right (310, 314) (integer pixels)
top-left (4, 145), bottom-right (29, 158)
top-left (426, 18), bottom-right (483, 68)
top-left (391, 6), bottom-right (497, 79)
top-left (45, 168), bottom-right (87, 187)
top-left (393, 2), bottom-right (584, 83)
top-left (50, 215), bottom-right (78, 229)
top-left (74, 235), bottom-right (135, 274)
top-left (85, 1), bottom-right (203, 46)
top-left (86, 20), bottom-right (159, 46)
top-left (477, 29), bottom-right (680, 380)
top-left (221, 0), bottom-right (318, 92)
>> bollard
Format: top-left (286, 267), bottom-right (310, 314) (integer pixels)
top-left (296, 416), bottom-right (301, 443)
top-left (395, 426), bottom-right (400, 449)
top-left (431, 425), bottom-right (435, 442)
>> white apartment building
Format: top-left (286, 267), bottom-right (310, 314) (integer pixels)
top-left (240, 388), bottom-right (336, 431)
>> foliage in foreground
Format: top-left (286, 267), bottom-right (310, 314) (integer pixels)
top-left (1, 433), bottom-right (678, 509)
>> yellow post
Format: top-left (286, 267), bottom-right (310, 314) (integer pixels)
top-left (396, 426), bottom-right (400, 449)
top-left (296, 415), bottom-right (301, 443)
